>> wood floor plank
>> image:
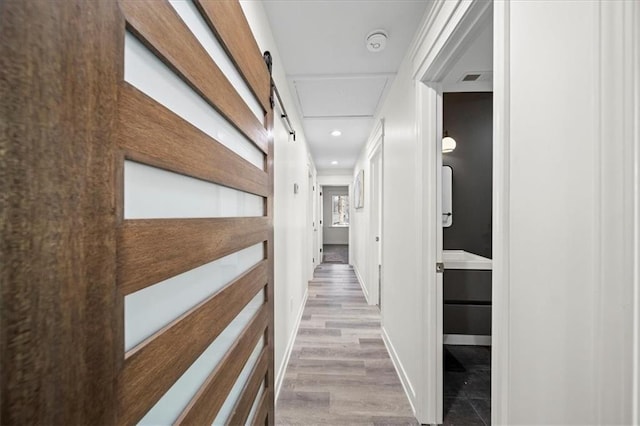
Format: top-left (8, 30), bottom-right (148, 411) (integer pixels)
top-left (275, 264), bottom-right (416, 424)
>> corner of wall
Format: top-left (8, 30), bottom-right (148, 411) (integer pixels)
top-left (274, 288), bottom-right (308, 402)
top-left (381, 326), bottom-right (417, 416)
top-left (353, 263), bottom-right (370, 304)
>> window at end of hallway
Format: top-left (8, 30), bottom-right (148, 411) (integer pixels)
top-left (332, 195), bottom-right (349, 226)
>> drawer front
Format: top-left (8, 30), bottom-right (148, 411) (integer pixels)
top-left (443, 270), bottom-right (492, 303)
top-left (444, 304), bottom-right (492, 335)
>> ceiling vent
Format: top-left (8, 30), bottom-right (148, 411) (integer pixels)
top-left (459, 71), bottom-right (493, 83)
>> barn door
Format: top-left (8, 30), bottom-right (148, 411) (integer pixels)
top-left (1, 0), bottom-right (275, 425)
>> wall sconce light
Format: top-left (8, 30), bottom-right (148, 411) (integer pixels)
top-left (442, 130), bottom-right (457, 153)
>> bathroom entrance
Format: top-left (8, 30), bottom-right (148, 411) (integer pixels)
top-left (441, 89), bottom-right (493, 423)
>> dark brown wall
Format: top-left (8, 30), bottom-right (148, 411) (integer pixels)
top-left (442, 92), bottom-right (493, 258)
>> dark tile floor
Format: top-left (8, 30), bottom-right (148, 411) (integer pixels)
top-left (443, 345), bottom-right (491, 426)
top-left (322, 244), bottom-right (349, 264)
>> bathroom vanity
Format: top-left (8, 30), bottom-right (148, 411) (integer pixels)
top-left (442, 250), bottom-right (492, 344)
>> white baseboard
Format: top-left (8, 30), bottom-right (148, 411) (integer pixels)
top-left (353, 263), bottom-right (371, 304)
top-left (275, 288), bottom-right (308, 401)
top-left (443, 334), bottom-right (491, 346)
top-left (381, 326), bottom-right (417, 416)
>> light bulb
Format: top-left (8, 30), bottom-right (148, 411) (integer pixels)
top-left (442, 136), bottom-right (457, 153)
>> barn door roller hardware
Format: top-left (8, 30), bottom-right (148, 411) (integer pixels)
top-left (263, 51), bottom-right (296, 142)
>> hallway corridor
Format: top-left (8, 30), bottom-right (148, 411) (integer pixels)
top-left (276, 264), bottom-right (416, 425)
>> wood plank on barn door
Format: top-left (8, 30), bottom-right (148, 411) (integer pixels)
top-left (117, 217), bottom-right (269, 295)
top-left (118, 84), bottom-right (269, 198)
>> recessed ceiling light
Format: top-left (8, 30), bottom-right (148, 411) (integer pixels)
top-left (331, 130), bottom-right (342, 137)
top-left (331, 161), bottom-right (339, 165)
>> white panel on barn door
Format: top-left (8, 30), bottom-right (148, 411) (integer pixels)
top-left (124, 32), bottom-right (264, 170)
top-left (124, 162), bottom-right (264, 219)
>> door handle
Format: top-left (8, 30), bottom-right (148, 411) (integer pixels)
top-left (375, 236), bottom-right (380, 242)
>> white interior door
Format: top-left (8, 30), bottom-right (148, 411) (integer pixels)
top-left (435, 90), bottom-right (444, 424)
top-left (370, 148), bottom-right (383, 307)
top-left (318, 186), bottom-right (323, 262)
top-left (309, 168), bottom-right (317, 273)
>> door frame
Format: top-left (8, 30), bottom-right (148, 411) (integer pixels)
top-left (366, 120), bottom-right (384, 307)
top-left (412, 1), bottom-right (494, 424)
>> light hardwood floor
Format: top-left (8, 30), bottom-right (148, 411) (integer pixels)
top-left (276, 264), bottom-right (417, 425)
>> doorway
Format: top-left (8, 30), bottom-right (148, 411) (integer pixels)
top-left (321, 185), bottom-right (350, 264)
top-left (415, 2), bottom-right (494, 424)
top-left (441, 91), bottom-right (493, 424)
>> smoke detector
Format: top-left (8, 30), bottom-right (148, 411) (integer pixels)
top-left (366, 30), bottom-right (388, 53)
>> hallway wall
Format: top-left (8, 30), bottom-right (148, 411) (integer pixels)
top-left (353, 54), bottom-right (422, 409)
top-left (240, 1), bottom-right (317, 398)
top-left (499, 2), bottom-right (637, 424)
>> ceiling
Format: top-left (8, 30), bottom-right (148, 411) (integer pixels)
top-left (263, 0), bottom-right (432, 171)
top-left (441, 18), bottom-right (493, 92)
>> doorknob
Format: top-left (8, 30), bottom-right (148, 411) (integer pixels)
top-left (375, 236), bottom-right (380, 242)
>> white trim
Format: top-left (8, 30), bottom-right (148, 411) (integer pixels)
top-left (593, 1), bottom-right (640, 423)
top-left (411, 1), bottom-right (492, 82)
top-left (274, 288), bottom-right (308, 402)
top-left (366, 119), bottom-right (385, 160)
top-left (444, 334), bottom-right (492, 346)
top-left (633, 1), bottom-right (640, 422)
top-left (492, 1), bottom-right (511, 425)
top-left (407, 0), bottom-right (445, 64)
top-left (353, 263), bottom-right (371, 305)
top-left (416, 82), bottom-right (440, 426)
top-left (381, 326), bottom-right (417, 415)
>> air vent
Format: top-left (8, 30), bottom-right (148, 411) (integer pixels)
top-left (462, 73), bottom-right (481, 81)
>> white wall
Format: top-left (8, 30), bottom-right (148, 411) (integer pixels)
top-left (317, 173), bottom-right (352, 186)
top-left (240, 0), bottom-right (317, 399)
top-left (353, 55), bottom-right (423, 408)
top-left (498, 1), bottom-right (638, 424)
